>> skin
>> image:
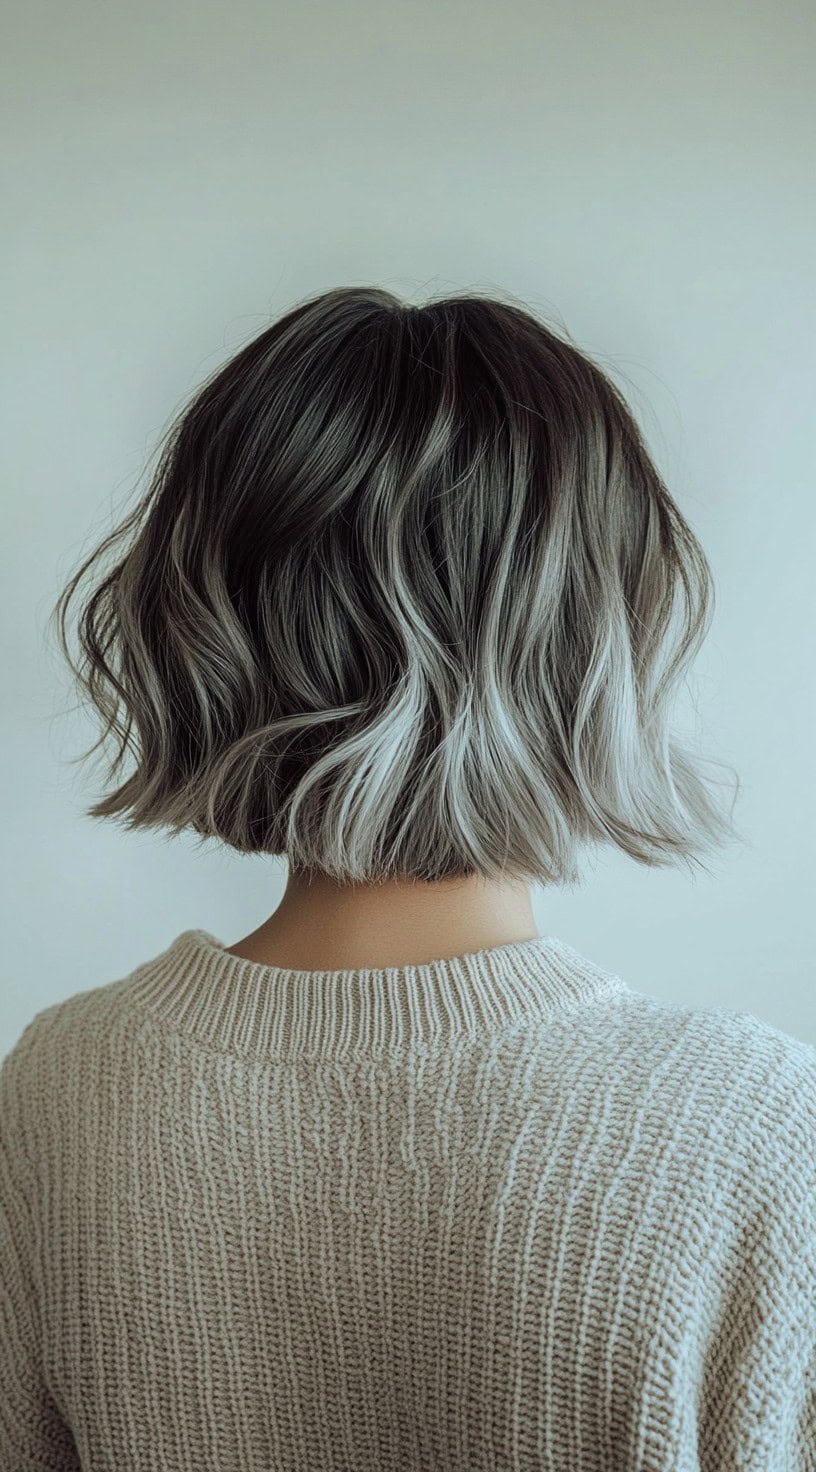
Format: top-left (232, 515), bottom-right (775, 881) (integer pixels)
top-left (225, 868), bottom-right (539, 971)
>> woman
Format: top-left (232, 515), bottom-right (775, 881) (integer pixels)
top-left (2, 286), bottom-right (813, 1469)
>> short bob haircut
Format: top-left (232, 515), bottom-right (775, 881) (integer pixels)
top-left (50, 285), bottom-right (741, 886)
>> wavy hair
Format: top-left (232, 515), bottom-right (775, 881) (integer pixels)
top-left (49, 285), bottom-right (741, 884)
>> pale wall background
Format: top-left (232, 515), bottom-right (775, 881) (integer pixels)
top-left (2, 0), bottom-right (814, 1053)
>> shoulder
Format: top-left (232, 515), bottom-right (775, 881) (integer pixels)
top-left (0, 947), bottom-right (164, 1123)
top-left (602, 988), bottom-right (816, 1192)
top-left (622, 980), bottom-right (815, 1087)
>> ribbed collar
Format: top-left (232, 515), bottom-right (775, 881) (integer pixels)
top-left (123, 928), bottom-right (632, 1058)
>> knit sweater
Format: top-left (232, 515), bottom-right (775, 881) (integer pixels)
top-left (1, 928), bottom-right (815, 1471)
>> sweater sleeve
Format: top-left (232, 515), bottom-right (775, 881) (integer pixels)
top-left (700, 1061), bottom-right (816, 1471)
top-left (794, 1361), bottom-right (816, 1471)
top-left (0, 1030), bottom-right (80, 1472)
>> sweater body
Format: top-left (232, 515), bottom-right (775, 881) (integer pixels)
top-left (1, 929), bottom-right (814, 1471)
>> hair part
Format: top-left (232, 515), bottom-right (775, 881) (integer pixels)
top-left (49, 284), bottom-right (742, 885)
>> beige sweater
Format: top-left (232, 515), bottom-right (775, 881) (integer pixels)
top-left (1, 927), bottom-right (815, 1471)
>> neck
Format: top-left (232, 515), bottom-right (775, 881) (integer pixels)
top-left (226, 867), bottom-right (539, 971)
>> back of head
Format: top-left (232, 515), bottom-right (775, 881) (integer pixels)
top-left (50, 285), bottom-right (740, 884)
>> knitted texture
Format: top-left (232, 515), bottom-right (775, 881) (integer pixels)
top-left (1, 927), bottom-right (814, 1471)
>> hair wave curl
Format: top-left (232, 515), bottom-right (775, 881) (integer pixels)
top-left (49, 285), bottom-right (742, 884)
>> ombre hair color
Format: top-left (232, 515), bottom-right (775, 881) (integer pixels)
top-left (50, 285), bottom-right (741, 884)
